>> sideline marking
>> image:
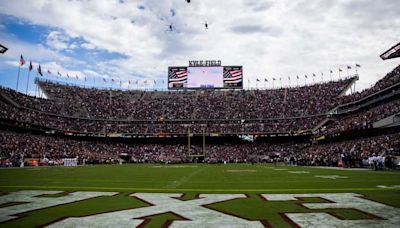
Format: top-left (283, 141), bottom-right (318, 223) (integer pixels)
top-left (376, 185), bottom-right (400, 189)
top-left (153, 165), bottom-right (199, 168)
top-left (288, 171), bottom-right (310, 174)
top-left (0, 185), bottom-right (393, 192)
top-left (227, 170), bottom-right (257, 173)
top-left (315, 175), bottom-right (348, 179)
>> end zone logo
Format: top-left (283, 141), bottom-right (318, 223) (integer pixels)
top-left (0, 191), bottom-right (399, 227)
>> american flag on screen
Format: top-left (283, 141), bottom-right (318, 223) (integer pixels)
top-left (223, 68), bottom-right (243, 84)
top-left (168, 67), bottom-right (188, 87)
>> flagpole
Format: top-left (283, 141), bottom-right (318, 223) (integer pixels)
top-left (26, 69), bottom-right (31, 94)
top-left (16, 65), bottom-right (21, 92)
top-left (36, 71), bottom-right (39, 97)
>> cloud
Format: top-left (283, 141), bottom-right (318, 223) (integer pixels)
top-left (0, 0), bottom-right (399, 91)
top-left (230, 25), bottom-right (281, 36)
top-left (46, 31), bottom-right (69, 50)
top-left (247, 0), bottom-right (275, 12)
top-left (0, 32), bottom-right (70, 64)
top-left (81, 42), bottom-right (96, 50)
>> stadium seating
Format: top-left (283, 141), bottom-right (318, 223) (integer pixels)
top-left (319, 99), bottom-right (400, 136)
top-left (0, 77), bottom-right (356, 134)
top-left (1, 130), bottom-right (398, 167)
top-left (0, 65), bottom-right (399, 167)
top-left (339, 65), bottom-right (400, 104)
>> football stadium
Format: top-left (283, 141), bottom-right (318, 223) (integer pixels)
top-left (0, 0), bottom-right (400, 227)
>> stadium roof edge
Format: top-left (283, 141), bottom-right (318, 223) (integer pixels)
top-left (380, 42), bottom-right (400, 60)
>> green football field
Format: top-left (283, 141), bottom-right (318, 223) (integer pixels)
top-left (0, 164), bottom-right (399, 227)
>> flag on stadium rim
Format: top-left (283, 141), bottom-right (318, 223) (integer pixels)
top-left (347, 66), bottom-right (352, 69)
top-left (356, 64), bottom-right (361, 67)
top-left (67, 74), bottom-right (70, 78)
top-left (339, 68), bottom-right (343, 72)
top-left (38, 65), bottom-right (43, 76)
top-left (19, 55), bottom-right (26, 66)
top-left (57, 71), bottom-right (62, 76)
top-left (297, 75), bottom-right (299, 79)
top-left (273, 78), bottom-right (276, 80)
top-left (256, 79), bottom-right (260, 82)
top-left (305, 75), bottom-right (308, 78)
top-left (76, 75), bottom-right (79, 79)
top-left (312, 73), bottom-right (316, 77)
top-left (28, 61), bottom-right (33, 72)
top-left (264, 78), bottom-right (268, 82)
top-left (330, 70), bottom-right (333, 73)
top-left (47, 69), bottom-right (52, 74)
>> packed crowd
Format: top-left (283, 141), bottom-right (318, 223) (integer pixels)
top-left (319, 99), bottom-right (400, 135)
top-left (296, 133), bottom-right (400, 169)
top-left (339, 65), bottom-right (400, 104)
top-left (1, 130), bottom-right (399, 168)
top-left (0, 97), bottom-right (324, 134)
top-left (0, 131), bottom-right (191, 166)
top-left (0, 64), bottom-right (399, 137)
top-left (35, 77), bottom-right (354, 120)
top-left (1, 88), bottom-right (326, 134)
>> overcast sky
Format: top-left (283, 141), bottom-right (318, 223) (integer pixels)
top-left (0, 0), bottom-right (399, 92)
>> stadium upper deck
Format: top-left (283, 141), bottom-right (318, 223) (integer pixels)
top-left (10, 77), bottom-right (356, 120)
top-left (0, 65), bottom-right (399, 136)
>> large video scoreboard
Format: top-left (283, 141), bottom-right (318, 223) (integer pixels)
top-left (168, 61), bottom-right (243, 89)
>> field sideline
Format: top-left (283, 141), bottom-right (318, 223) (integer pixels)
top-left (0, 164), bottom-right (399, 227)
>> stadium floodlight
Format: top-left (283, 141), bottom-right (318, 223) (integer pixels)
top-left (380, 42), bottom-right (400, 60)
top-left (0, 44), bottom-right (8, 54)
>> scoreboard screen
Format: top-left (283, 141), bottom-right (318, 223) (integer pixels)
top-left (168, 66), bottom-right (242, 89)
top-left (187, 67), bottom-right (224, 88)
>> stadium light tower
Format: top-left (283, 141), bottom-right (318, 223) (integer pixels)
top-left (0, 44), bottom-right (8, 54)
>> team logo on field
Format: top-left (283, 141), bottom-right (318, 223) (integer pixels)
top-left (0, 191), bottom-right (399, 227)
